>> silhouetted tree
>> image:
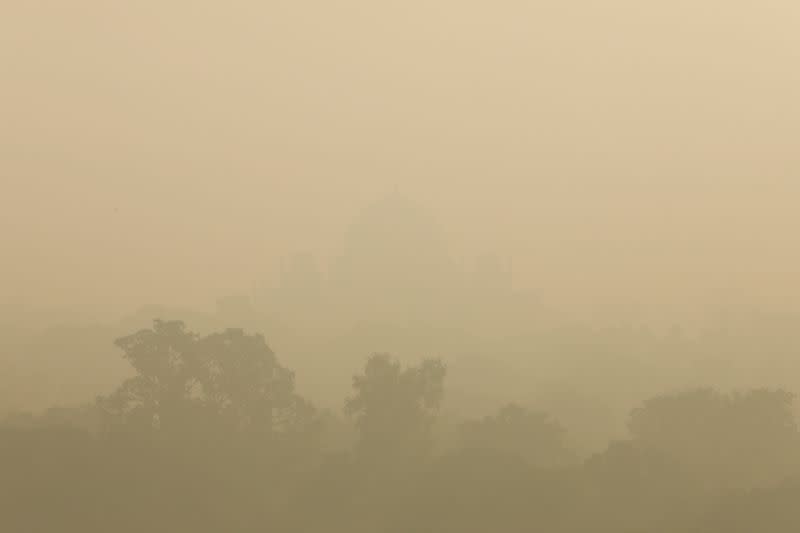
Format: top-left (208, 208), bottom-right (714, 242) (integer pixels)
top-left (459, 403), bottom-right (573, 466)
top-left (345, 353), bottom-right (445, 463)
top-left (695, 478), bottom-right (800, 533)
top-left (12, 317), bottom-right (800, 533)
top-left (574, 440), bottom-right (701, 533)
top-left (197, 328), bottom-right (296, 438)
top-left (629, 388), bottom-right (800, 488)
top-left (98, 320), bottom-right (202, 433)
top-left (98, 320), bottom-right (313, 442)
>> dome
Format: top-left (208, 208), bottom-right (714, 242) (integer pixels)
top-left (331, 193), bottom-right (456, 294)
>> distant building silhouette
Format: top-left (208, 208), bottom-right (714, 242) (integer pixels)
top-left (330, 192), bottom-right (456, 294)
top-left (251, 193), bottom-right (537, 330)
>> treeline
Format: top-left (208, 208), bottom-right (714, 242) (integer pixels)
top-left (2, 320), bottom-right (800, 532)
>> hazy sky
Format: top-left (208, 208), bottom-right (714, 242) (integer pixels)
top-left (3, 1), bottom-right (799, 321)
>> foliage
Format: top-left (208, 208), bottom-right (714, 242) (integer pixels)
top-left (459, 403), bottom-right (574, 466)
top-left (629, 387), bottom-right (800, 488)
top-left (345, 353), bottom-right (446, 462)
top-left (97, 320), bottom-right (313, 442)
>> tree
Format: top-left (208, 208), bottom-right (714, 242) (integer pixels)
top-left (459, 404), bottom-right (573, 467)
top-left (98, 320), bottom-right (312, 442)
top-left (629, 388), bottom-right (800, 488)
top-left (98, 320), bottom-right (202, 433)
top-left (197, 328), bottom-right (296, 438)
top-left (345, 353), bottom-right (446, 462)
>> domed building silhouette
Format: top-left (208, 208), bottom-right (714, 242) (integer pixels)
top-left (330, 192), bottom-right (457, 296)
top-left (252, 192), bottom-right (533, 332)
